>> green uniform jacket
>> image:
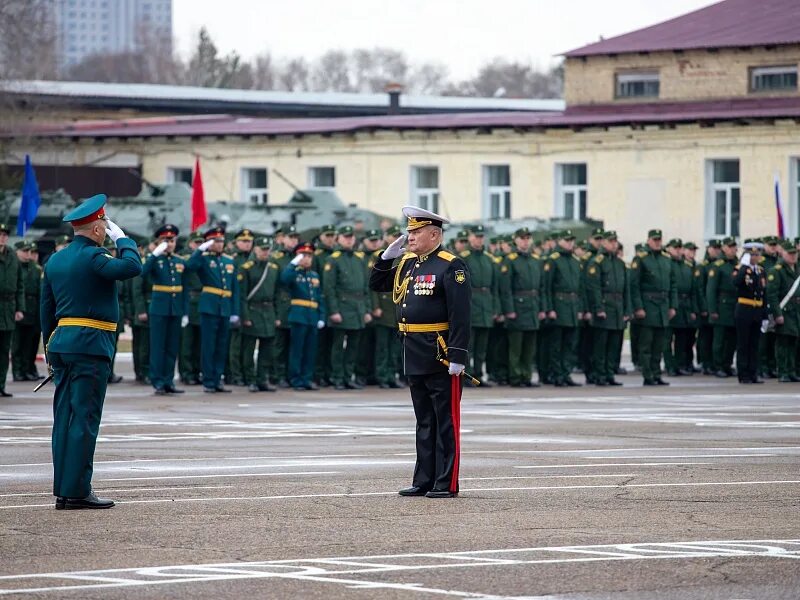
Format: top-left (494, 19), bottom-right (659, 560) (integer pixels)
top-left (313, 246), bottom-right (334, 275)
top-left (272, 248), bottom-right (292, 328)
top-left (180, 253), bottom-right (203, 325)
top-left (186, 250), bottom-right (240, 317)
top-left (20, 261), bottom-right (42, 326)
top-left (499, 251), bottom-right (545, 330)
top-left (671, 258), bottom-right (699, 328)
top-left (460, 248), bottom-right (500, 328)
top-left (544, 249), bottom-right (584, 327)
top-left (141, 254), bottom-right (187, 317)
top-left (130, 256), bottom-right (152, 327)
top-left (767, 261), bottom-right (800, 337)
top-left (585, 250), bottom-right (630, 330)
top-left (369, 249), bottom-right (398, 328)
top-left (0, 247), bottom-right (24, 331)
top-left (705, 257), bottom-right (737, 328)
top-left (630, 249), bottom-right (677, 328)
top-left (323, 248), bottom-right (369, 330)
top-left (239, 258), bottom-right (280, 338)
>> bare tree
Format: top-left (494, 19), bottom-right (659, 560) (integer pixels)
top-left (445, 58), bottom-right (562, 98)
top-left (277, 57), bottom-right (311, 91)
top-left (0, 0), bottom-right (58, 80)
top-left (312, 50), bottom-right (353, 92)
top-left (407, 62), bottom-right (449, 95)
top-left (251, 53), bottom-right (277, 90)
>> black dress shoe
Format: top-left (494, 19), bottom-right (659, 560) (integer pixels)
top-left (61, 492), bottom-right (115, 510)
top-left (345, 381), bottom-right (363, 390)
top-left (607, 379), bottom-right (623, 386)
top-left (615, 367), bottom-right (628, 375)
top-left (751, 377), bottom-right (765, 384)
top-left (379, 383), bottom-right (390, 389)
top-left (477, 380), bottom-right (493, 388)
top-left (564, 377), bottom-right (582, 387)
top-left (304, 383), bottom-right (319, 391)
top-left (714, 370), bottom-right (730, 378)
top-left (154, 388), bottom-right (169, 395)
top-left (215, 386), bottom-right (232, 393)
top-left (164, 385), bottom-right (184, 394)
top-left (55, 496), bottom-right (66, 510)
top-left (0, 389), bottom-right (12, 397)
top-left (278, 379), bottom-right (291, 389)
top-left (666, 370), bottom-right (679, 377)
top-left (12, 375), bottom-right (26, 382)
top-left (643, 379), bottom-right (658, 386)
top-left (595, 380), bottom-right (608, 387)
top-left (425, 490), bottom-right (456, 498)
top-left (778, 376), bottom-right (793, 383)
top-left (258, 383), bottom-right (277, 392)
top-left (791, 376), bottom-right (800, 383)
top-left (203, 387), bottom-right (217, 393)
top-left (678, 368), bottom-right (693, 376)
top-left (554, 380), bottom-right (567, 387)
top-left (398, 486), bottom-right (429, 496)
top-left (248, 384), bottom-right (260, 392)
top-left (387, 381), bottom-right (401, 389)
top-left (655, 378), bottom-right (670, 386)
top-left (525, 381), bottom-right (541, 388)
top-left (108, 373), bottom-right (123, 384)
top-left (334, 384), bottom-right (347, 390)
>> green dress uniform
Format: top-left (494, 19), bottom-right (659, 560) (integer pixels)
top-left (766, 253), bottom-right (800, 381)
top-left (312, 232), bottom-right (336, 385)
top-left (487, 245), bottom-right (510, 385)
top-left (130, 256), bottom-right (152, 383)
top-left (629, 239), bottom-right (677, 384)
top-left (585, 242), bottom-right (630, 385)
top-left (40, 195), bottom-right (142, 502)
top-left (179, 239), bottom-right (204, 384)
top-left (270, 245), bottom-right (292, 385)
top-left (758, 244), bottom-right (780, 377)
top-left (706, 249), bottom-right (738, 376)
top-left (239, 248), bottom-right (280, 390)
top-left (12, 245), bottom-right (41, 380)
top-left (323, 241), bottom-right (370, 389)
top-left (664, 247), bottom-right (699, 375)
top-left (0, 229), bottom-right (24, 396)
top-left (544, 240), bottom-right (584, 386)
top-left (227, 231), bottom-right (254, 386)
top-left (370, 248), bottom-right (402, 387)
top-left (695, 248), bottom-right (718, 374)
top-left (460, 245), bottom-right (500, 383)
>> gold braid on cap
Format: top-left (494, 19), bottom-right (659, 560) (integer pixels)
top-left (407, 217), bottom-right (432, 231)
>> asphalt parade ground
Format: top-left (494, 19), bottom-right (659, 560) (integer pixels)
top-left (1, 359), bottom-right (799, 599)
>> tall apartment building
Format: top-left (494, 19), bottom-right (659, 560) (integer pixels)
top-left (54, 0), bottom-right (172, 69)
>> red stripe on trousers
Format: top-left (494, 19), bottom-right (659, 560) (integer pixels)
top-left (449, 374), bottom-right (461, 493)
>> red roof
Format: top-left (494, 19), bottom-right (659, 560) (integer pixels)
top-left (15, 96), bottom-right (800, 139)
top-left (564, 0), bottom-right (800, 57)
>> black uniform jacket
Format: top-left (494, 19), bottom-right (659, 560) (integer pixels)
top-left (370, 246), bottom-right (471, 375)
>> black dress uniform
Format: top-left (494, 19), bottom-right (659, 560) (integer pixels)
top-left (369, 207), bottom-right (471, 498)
top-left (733, 243), bottom-right (766, 384)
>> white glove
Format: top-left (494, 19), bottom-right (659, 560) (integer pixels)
top-left (381, 235), bottom-right (406, 260)
top-left (181, 316), bottom-right (189, 328)
top-left (740, 253), bottom-right (751, 266)
top-left (448, 362), bottom-right (465, 376)
top-left (152, 241), bottom-right (168, 257)
top-left (317, 320), bottom-right (325, 330)
top-left (230, 315), bottom-right (240, 325)
top-left (105, 218), bottom-right (125, 243)
top-left (290, 254), bottom-right (303, 266)
top-left (761, 319), bottom-right (770, 334)
top-left (198, 239), bottom-right (215, 252)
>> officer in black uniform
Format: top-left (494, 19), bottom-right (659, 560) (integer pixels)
top-left (370, 206), bottom-right (471, 499)
top-left (734, 240), bottom-right (767, 384)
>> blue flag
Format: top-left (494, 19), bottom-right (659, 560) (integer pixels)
top-left (17, 155), bottom-right (41, 236)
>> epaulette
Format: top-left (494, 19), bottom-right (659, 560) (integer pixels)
top-left (775, 264), bottom-right (783, 270)
top-left (437, 250), bottom-right (456, 262)
top-left (549, 251), bottom-right (560, 260)
top-left (636, 251), bottom-right (648, 258)
top-left (314, 248), bottom-right (324, 256)
top-left (483, 251), bottom-right (496, 260)
top-left (140, 256), bottom-right (146, 264)
top-left (401, 252), bottom-right (416, 260)
top-left (702, 259), bottom-right (709, 266)
top-left (594, 254), bottom-right (604, 263)
top-left (714, 259), bottom-right (725, 266)
top-left (331, 251), bottom-right (342, 259)
top-left (372, 249), bottom-right (383, 258)
top-left (684, 260), bottom-right (693, 268)
top-left (758, 256), bottom-right (766, 264)
top-left (459, 250), bottom-right (470, 258)
top-left (354, 251), bottom-right (365, 259)
top-left (661, 251), bottom-right (670, 258)
top-left (694, 268), bottom-right (702, 277)
top-left (507, 252), bottom-right (518, 261)
top-left (269, 262), bottom-right (279, 270)
top-left (492, 255), bottom-right (503, 264)
top-left (532, 253), bottom-right (540, 260)
top-left (273, 251), bottom-right (285, 259)
top-left (242, 260), bottom-right (254, 270)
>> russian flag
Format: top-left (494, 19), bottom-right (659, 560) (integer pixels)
top-left (775, 173), bottom-right (785, 239)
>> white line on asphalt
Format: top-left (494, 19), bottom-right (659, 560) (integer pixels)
top-left (585, 454), bottom-right (775, 459)
top-left (460, 474), bottom-right (639, 481)
top-left (514, 462), bottom-right (713, 469)
top-left (102, 470), bottom-right (341, 482)
top-left (0, 485), bottom-right (234, 498)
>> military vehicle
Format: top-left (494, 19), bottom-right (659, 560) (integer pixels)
top-left (444, 216), bottom-right (605, 245)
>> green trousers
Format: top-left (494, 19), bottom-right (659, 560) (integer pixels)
top-left (758, 331), bottom-right (777, 375)
top-left (638, 325), bottom-right (666, 381)
top-left (355, 325), bottom-right (376, 382)
top-left (179, 323), bottom-right (202, 382)
top-left (329, 328), bottom-right (362, 386)
top-left (50, 352), bottom-right (110, 498)
top-left (538, 324), bottom-right (555, 382)
top-left (148, 315), bottom-right (180, 389)
top-left (469, 327), bottom-right (491, 379)
top-left (487, 323), bottom-right (509, 383)
top-left (242, 334), bottom-right (274, 386)
top-left (228, 328), bottom-right (245, 383)
top-left (712, 325), bottom-right (736, 372)
top-left (0, 329), bottom-right (12, 390)
top-left (551, 325), bottom-right (578, 383)
top-left (314, 327), bottom-right (333, 384)
top-left (696, 324), bottom-right (714, 370)
top-left (507, 329), bottom-right (537, 386)
top-left (775, 334), bottom-right (798, 378)
top-left (374, 325), bottom-right (401, 384)
top-left (629, 322), bottom-right (641, 367)
top-left (131, 325), bottom-right (149, 381)
top-left (592, 328), bottom-right (623, 383)
top-left (271, 327), bottom-right (290, 384)
top-left (11, 323), bottom-right (38, 378)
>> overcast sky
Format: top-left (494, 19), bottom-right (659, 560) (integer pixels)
top-left (173, 0), bottom-right (719, 79)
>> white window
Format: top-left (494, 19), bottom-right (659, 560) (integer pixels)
top-left (615, 71), bottom-right (660, 98)
top-left (166, 167), bottom-right (192, 186)
top-left (555, 163), bottom-right (587, 220)
top-left (241, 168), bottom-right (268, 204)
top-left (308, 166), bottom-right (336, 191)
top-left (410, 166), bottom-right (439, 214)
top-left (751, 65), bottom-right (798, 92)
top-left (706, 160), bottom-right (740, 240)
top-left (483, 165), bottom-right (511, 220)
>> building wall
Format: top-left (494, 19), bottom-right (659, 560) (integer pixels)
top-left (564, 45), bottom-right (800, 105)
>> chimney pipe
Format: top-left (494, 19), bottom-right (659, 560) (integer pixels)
top-left (385, 82), bottom-right (403, 115)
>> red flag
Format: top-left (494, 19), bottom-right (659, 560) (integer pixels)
top-left (190, 157), bottom-right (207, 231)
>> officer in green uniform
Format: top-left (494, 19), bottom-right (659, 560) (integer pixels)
top-left (11, 241), bottom-right (40, 381)
top-left (544, 230), bottom-right (584, 386)
top-left (0, 224), bottom-right (24, 396)
top-left (696, 239), bottom-right (721, 374)
top-left (186, 227), bottom-right (240, 393)
top-left (628, 242), bottom-right (646, 370)
top-left (500, 227), bottom-right (545, 387)
top-left (484, 234), bottom-right (506, 385)
top-left (226, 229), bottom-right (254, 386)
top-left (758, 235), bottom-right (780, 378)
top-left (585, 230), bottom-right (629, 386)
top-left (706, 237), bottom-right (739, 377)
top-left (460, 224), bottom-right (499, 386)
top-left (682, 241), bottom-right (702, 373)
top-left (142, 224), bottom-right (186, 395)
top-left (452, 229), bottom-right (469, 255)
top-left (239, 236), bottom-right (280, 392)
top-left (179, 233), bottom-right (204, 385)
top-left (630, 229), bottom-right (677, 385)
top-left (313, 224), bottom-right (337, 386)
top-left (270, 226), bottom-right (299, 387)
top-left (41, 194), bottom-right (142, 509)
top-left (578, 229), bottom-right (604, 382)
top-left (371, 226), bottom-right (402, 388)
top-left (664, 239), bottom-right (699, 376)
top-left (323, 225), bottom-right (371, 390)
top-left (538, 233), bottom-right (557, 384)
top-left (129, 239), bottom-right (151, 384)
top-left (766, 241), bottom-right (800, 382)
top-left (356, 229), bottom-right (385, 385)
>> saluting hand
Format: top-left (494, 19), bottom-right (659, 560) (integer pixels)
top-left (198, 239), bottom-right (215, 252)
top-left (152, 241), bottom-right (169, 257)
top-left (381, 235), bottom-right (406, 260)
top-left (105, 219), bottom-right (126, 242)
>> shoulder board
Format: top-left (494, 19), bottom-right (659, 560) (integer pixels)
top-left (269, 262), bottom-right (279, 270)
top-left (242, 260), bottom-right (254, 270)
top-left (314, 248), bottom-right (323, 256)
top-left (507, 252), bottom-right (518, 260)
top-left (549, 251), bottom-right (560, 260)
top-left (775, 264), bottom-right (783, 270)
top-left (636, 251), bottom-right (648, 258)
top-left (401, 252), bottom-right (416, 260)
top-left (661, 251), bottom-right (670, 258)
top-left (532, 253), bottom-right (540, 260)
top-left (684, 260), bottom-right (693, 268)
top-left (354, 251), bottom-right (365, 259)
top-left (273, 251), bottom-right (284, 259)
top-left (758, 256), bottom-right (766, 264)
top-left (594, 254), bottom-right (604, 263)
top-left (140, 256), bottom-right (146, 264)
top-left (483, 251), bottom-right (496, 260)
top-left (694, 268), bottom-right (702, 277)
top-left (492, 255), bottom-right (502, 264)
top-left (702, 259), bottom-right (709, 266)
top-left (201, 251), bottom-right (210, 256)
top-left (437, 250), bottom-right (456, 262)
top-left (372, 249), bottom-right (383, 258)
top-left (331, 251), bottom-right (342, 259)
top-left (459, 250), bottom-right (470, 258)
top-left (714, 259), bottom-right (725, 266)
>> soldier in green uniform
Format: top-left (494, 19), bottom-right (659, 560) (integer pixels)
top-left (500, 227), bottom-right (545, 387)
top-left (585, 230), bottom-right (629, 386)
top-left (766, 241), bottom-right (800, 382)
top-left (682, 241), bottom-right (702, 373)
top-left (706, 237), bottom-right (739, 377)
top-left (628, 242), bottom-right (646, 371)
top-left (460, 225), bottom-right (499, 386)
top-left (0, 224), bottom-right (24, 396)
top-left (142, 224), bottom-right (186, 395)
top-left (313, 224), bottom-right (337, 386)
top-left (239, 236), bottom-right (279, 392)
top-left (11, 241), bottom-right (41, 381)
top-left (696, 239), bottom-right (721, 374)
top-left (371, 226), bottom-right (402, 388)
top-left (758, 235), bottom-right (780, 378)
top-left (537, 233), bottom-right (557, 384)
top-left (41, 194), bottom-right (142, 509)
top-left (544, 230), bottom-right (584, 387)
top-left (664, 239), bottom-right (699, 376)
top-left (179, 233), bottom-right (204, 385)
top-left (630, 229), bottom-right (677, 386)
top-left (357, 229), bottom-right (384, 385)
top-left (452, 230), bottom-right (469, 255)
top-left (130, 239), bottom-right (153, 384)
top-left (578, 229), bottom-right (604, 382)
top-left (270, 226), bottom-right (299, 387)
top-left (323, 225), bottom-right (372, 390)
top-left (226, 229), bottom-right (254, 386)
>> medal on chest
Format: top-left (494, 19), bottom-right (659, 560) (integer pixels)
top-left (414, 274), bottom-right (436, 295)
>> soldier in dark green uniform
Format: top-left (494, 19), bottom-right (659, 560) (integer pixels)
top-left (500, 227), bottom-right (545, 387)
top-left (239, 236), bottom-right (279, 392)
top-left (179, 233), bottom-right (204, 385)
top-left (630, 229), bottom-right (677, 386)
top-left (664, 239), bottom-right (699, 376)
top-left (696, 239), bottom-right (721, 374)
top-left (0, 224), bottom-right (24, 396)
top-left (323, 225), bottom-right (371, 390)
top-left (270, 226), bottom-right (299, 387)
top-left (41, 194), bottom-right (142, 509)
top-left (544, 230), bottom-right (584, 387)
top-left (766, 241), bottom-right (800, 382)
top-left (538, 233), bottom-right (557, 384)
top-left (371, 226), bottom-right (402, 388)
top-left (356, 229), bottom-right (384, 385)
top-left (11, 241), bottom-right (41, 381)
top-left (758, 235), bottom-right (780, 378)
top-left (452, 230), bottom-right (469, 255)
top-left (130, 240), bottom-right (152, 384)
top-left (628, 242), bottom-right (646, 371)
top-left (706, 237), bottom-right (739, 377)
top-left (226, 229), bottom-right (254, 386)
top-left (682, 241), bottom-right (702, 373)
top-left (313, 224), bottom-right (337, 386)
top-left (460, 225), bottom-right (499, 386)
top-left (578, 229), bottom-right (604, 382)
top-left (485, 234), bottom-right (506, 385)
top-left (585, 230), bottom-right (629, 386)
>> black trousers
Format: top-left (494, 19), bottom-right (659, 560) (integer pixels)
top-left (735, 306), bottom-right (762, 382)
top-left (408, 371), bottom-right (461, 493)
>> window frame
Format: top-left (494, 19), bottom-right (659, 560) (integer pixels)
top-left (482, 164), bottom-right (511, 220)
top-left (705, 159), bottom-right (741, 241)
top-left (240, 167), bottom-right (269, 205)
top-left (166, 167), bottom-right (193, 186)
top-left (307, 166), bottom-right (336, 191)
top-left (554, 163), bottom-right (588, 220)
top-left (409, 165), bottom-right (440, 214)
top-left (750, 64), bottom-right (799, 92)
top-left (615, 71), bottom-right (660, 99)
